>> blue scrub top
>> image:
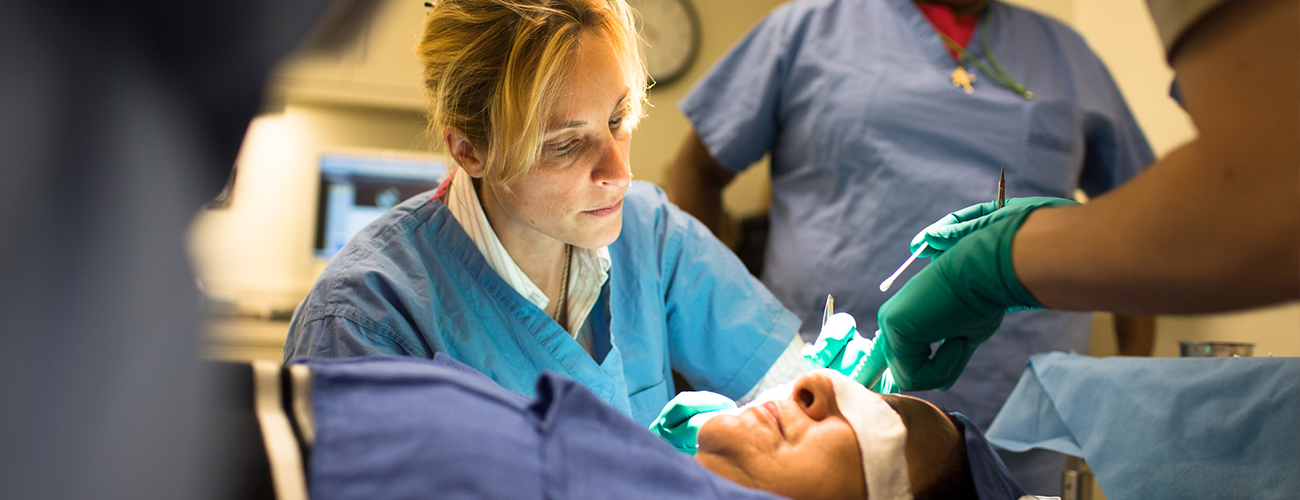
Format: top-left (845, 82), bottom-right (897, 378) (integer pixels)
top-left (681, 0), bottom-right (1153, 489)
top-left (284, 181), bottom-right (797, 426)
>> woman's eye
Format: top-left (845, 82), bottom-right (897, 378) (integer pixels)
top-left (609, 116), bottom-right (624, 129)
top-left (553, 139), bottom-right (580, 156)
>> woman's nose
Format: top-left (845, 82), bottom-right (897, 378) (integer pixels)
top-left (592, 137), bottom-right (631, 187)
top-left (793, 373), bottom-right (836, 421)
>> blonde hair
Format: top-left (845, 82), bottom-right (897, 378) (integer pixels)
top-left (417, 0), bottom-right (648, 187)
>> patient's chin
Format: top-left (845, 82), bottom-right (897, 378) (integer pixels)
top-left (694, 450), bottom-right (757, 490)
top-left (694, 413), bottom-right (749, 454)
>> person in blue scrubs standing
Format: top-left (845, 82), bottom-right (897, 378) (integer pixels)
top-left (667, 0), bottom-right (1156, 493)
top-left (284, 0), bottom-right (810, 427)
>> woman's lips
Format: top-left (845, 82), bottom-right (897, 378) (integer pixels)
top-left (583, 199), bottom-right (622, 217)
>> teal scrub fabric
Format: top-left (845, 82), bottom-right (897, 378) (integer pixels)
top-left (680, 0), bottom-right (1155, 491)
top-left (987, 352), bottom-right (1300, 499)
top-left (285, 181), bottom-right (797, 425)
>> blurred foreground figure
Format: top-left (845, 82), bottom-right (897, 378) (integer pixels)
top-left (0, 2), bottom-right (372, 498)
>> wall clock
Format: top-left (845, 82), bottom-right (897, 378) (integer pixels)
top-left (627, 0), bottom-right (701, 86)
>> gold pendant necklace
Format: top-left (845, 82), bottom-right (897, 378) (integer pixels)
top-left (936, 8), bottom-right (1034, 100)
top-left (951, 66), bottom-right (976, 94)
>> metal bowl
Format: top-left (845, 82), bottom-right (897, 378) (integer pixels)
top-left (1178, 341), bottom-right (1255, 357)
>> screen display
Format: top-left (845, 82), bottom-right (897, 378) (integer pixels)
top-left (314, 153), bottom-right (447, 259)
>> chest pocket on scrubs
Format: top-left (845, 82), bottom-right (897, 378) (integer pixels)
top-left (1019, 98), bottom-right (1086, 197)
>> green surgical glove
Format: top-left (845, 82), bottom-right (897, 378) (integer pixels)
top-left (876, 197), bottom-right (1077, 391)
top-left (648, 391), bottom-right (738, 454)
top-left (910, 197), bottom-right (1080, 258)
top-left (801, 312), bottom-right (899, 394)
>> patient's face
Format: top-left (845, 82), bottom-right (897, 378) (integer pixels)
top-left (694, 372), bottom-right (963, 500)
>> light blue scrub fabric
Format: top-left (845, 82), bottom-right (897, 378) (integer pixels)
top-left (304, 356), bottom-right (785, 500)
top-left (987, 352), bottom-right (1300, 499)
top-left (680, 0), bottom-right (1154, 492)
top-left (284, 181), bottom-right (798, 426)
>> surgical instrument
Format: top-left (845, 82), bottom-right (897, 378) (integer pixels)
top-left (822, 294), bottom-right (835, 328)
top-left (997, 166), bottom-right (1005, 209)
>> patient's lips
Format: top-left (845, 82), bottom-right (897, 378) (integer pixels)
top-left (759, 401), bottom-right (784, 437)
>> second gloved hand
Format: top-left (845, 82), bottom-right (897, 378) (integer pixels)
top-left (801, 312), bottom-right (899, 394)
top-left (910, 197), bottom-right (1080, 258)
top-left (648, 391), bottom-right (739, 454)
top-left (876, 198), bottom-right (1073, 391)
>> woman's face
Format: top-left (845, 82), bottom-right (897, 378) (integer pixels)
top-left (694, 372), bottom-right (963, 500)
top-left (478, 31), bottom-right (633, 250)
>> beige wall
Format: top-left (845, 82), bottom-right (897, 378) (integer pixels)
top-left (630, 0), bottom-right (789, 217)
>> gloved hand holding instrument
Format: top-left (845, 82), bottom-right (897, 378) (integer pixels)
top-left (801, 295), bottom-right (898, 394)
top-left (651, 295), bottom-right (903, 454)
top-left (861, 169), bottom-right (1080, 391)
top-left (649, 174), bottom-right (1078, 451)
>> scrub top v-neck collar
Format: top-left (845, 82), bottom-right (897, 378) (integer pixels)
top-left (443, 169), bottom-right (612, 355)
top-left (430, 172), bottom-right (631, 413)
top-left (889, 0), bottom-right (993, 78)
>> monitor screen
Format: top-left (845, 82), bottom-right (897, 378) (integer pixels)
top-left (314, 152), bottom-right (448, 259)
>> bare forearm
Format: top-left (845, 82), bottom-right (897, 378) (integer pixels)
top-left (1011, 0), bottom-right (1300, 314)
top-left (666, 131), bottom-right (736, 236)
top-left (1014, 141), bottom-right (1299, 313)
top-left (666, 163), bottom-right (727, 235)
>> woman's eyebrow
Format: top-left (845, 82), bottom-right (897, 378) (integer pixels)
top-left (547, 120), bottom-right (587, 133)
top-left (610, 93), bottom-right (628, 112)
top-left (546, 93), bottom-right (629, 133)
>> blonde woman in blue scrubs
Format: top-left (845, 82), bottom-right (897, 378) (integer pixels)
top-left (284, 0), bottom-right (811, 426)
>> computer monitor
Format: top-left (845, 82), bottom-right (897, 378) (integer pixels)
top-left (314, 151), bottom-right (448, 259)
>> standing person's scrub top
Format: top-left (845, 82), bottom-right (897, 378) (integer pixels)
top-left (284, 174), bottom-right (799, 425)
top-left (680, 0), bottom-right (1153, 492)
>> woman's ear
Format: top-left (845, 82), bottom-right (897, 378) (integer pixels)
top-left (443, 126), bottom-right (486, 178)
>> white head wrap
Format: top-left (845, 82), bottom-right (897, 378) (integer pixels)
top-left (817, 368), bottom-right (912, 500)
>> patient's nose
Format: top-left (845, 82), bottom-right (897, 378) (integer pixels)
top-left (793, 373), bottom-right (837, 421)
